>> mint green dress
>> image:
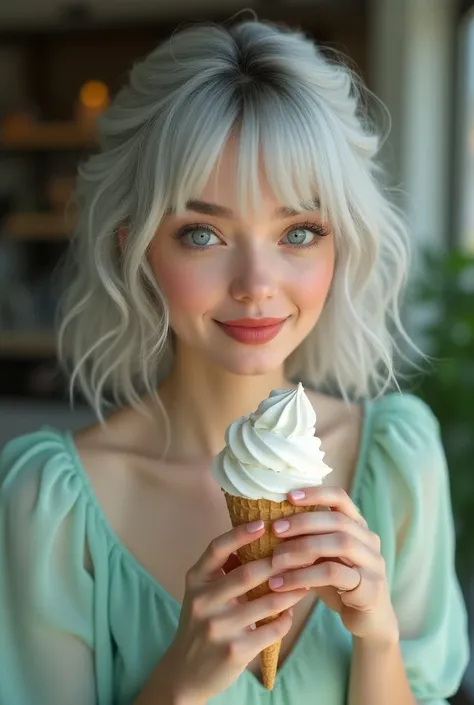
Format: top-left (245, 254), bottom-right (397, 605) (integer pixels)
top-left (0, 394), bottom-right (470, 705)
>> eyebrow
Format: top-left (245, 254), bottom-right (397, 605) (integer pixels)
top-left (165, 198), bottom-right (320, 219)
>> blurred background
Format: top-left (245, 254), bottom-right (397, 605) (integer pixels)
top-left (0, 0), bottom-right (473, 701)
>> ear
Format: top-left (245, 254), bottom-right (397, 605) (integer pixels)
top-left (117, 225), bottom-right (127, 252)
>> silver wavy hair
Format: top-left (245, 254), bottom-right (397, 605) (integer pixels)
top-left (58, 17), bottom-right (414, 422)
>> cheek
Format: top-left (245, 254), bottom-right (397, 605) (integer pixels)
top-left (293, 256), bottom-right (335, 312)
top-left (150, 253), bottom-right (220, 316)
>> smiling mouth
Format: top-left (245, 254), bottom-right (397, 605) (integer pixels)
top-left (214, 317), bottom-right (289, 345)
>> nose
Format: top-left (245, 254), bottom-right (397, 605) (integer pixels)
top-left (229, 250), bottom-right (278, 304)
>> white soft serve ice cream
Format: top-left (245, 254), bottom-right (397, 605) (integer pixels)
top-left (211, 383), bottom-right (332, 502)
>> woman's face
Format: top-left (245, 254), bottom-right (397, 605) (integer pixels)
top-left (148, 137), bottom-right (335, 377)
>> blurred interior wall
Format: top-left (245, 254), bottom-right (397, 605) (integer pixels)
top-left (369, 0), bottom-right (460, 351)
top-left (370, 0), bottom-right (457, 250)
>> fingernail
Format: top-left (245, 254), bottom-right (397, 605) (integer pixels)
top-left (247, 520), bottom-right (264, 533)
top-left (290, 490), bottom-right (305, 500)
top-left (273, 519), bottom-right (290, 534)
top-left (288, 607), bottom-right (294, 617)
top-left (269, 576), bottom-right (284, 589)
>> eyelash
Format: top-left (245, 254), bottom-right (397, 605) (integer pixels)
top-left (173, 221), bottom-right (330, 251)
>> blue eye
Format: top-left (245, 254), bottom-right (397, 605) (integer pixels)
top-left (284, 229), bottom-right (314, 246)
top-left (176, 226), bottom-right (221, 249)
top-left (188, 229), bottom-right (213, 247)
top-left (282, 223), bottom-right (329, 248)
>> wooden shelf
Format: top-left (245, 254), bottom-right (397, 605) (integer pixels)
top-left (3, 212), bottom-right (76, 240)
top-left (0, 331), bottom-right (57, 357)
top-left (0, 121), bottom-right (98, 150)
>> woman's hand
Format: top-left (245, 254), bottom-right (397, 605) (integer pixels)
top-left (268, 486), bottom-right (399, 646)
top-left (161, 521), bottom-right (308, 704)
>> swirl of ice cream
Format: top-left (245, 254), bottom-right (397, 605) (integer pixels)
top-left (211, 383), bottom-right (332, 502)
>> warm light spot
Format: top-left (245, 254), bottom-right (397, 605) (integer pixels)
top-left (79, 80), bottom-right (110, 110)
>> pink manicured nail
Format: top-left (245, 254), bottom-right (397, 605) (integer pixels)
top-left (247, 520), bottom-right (264, 533)
top-left (273, 519), bottom-right (290, 534)
top-left (269, 576), bottom-right (284, 589)
top-left (290, 490), bottom-right (305, 500)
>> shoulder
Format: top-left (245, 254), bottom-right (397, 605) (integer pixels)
top-left (0, 427), bottom-right (94, 575)
top-left (366, 392), bottom-right (443, 471)
top-left (0, 422), bottom-right (128, 512)
top-left (0, 416), bottom-right (138, 522)
top-left (0, 423), bottom-right (134, 578)
top-left (369, 391), bottom-right (438, 428)
top-left (0, 427), bottom-right (77, 501)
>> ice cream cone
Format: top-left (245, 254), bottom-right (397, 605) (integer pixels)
top-left (224, 492), bottom-right (317, 690)
top-left (213, 386), bottom-right (333, 688)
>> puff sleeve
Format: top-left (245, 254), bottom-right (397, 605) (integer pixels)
top-left (0, 430), bottom-right (97, 705)
top-left (356, 394), bottom-right (470, 704)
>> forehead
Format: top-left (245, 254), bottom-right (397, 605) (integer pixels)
top-left (198, 133), bottom-right (277, 212)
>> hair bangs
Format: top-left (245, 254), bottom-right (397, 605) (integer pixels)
top-left (233, 87), bottom-right (331, 222)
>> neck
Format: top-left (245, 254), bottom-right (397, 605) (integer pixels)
top-left (156, 344), bottom-right (294, 461)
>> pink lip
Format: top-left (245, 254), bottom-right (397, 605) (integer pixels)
top-left (220, 317), bottom-right (287, 328)
top-left (215, 317), bottom-right (289, 345)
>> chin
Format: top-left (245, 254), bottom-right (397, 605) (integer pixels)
top-left (211, 349), bottom-right (290, 377)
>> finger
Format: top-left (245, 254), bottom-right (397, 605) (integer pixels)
top-left (204, 555), bottom-right (281, 606)
top-left (233, 609), bottom-right (294, 657)
top-left (287, 487), bottom-right (367, 526)
top-left (209, 589), bottom-right (307, 638)
top-left (272, 510), bottom-right (375, 550)
top-left (271, 532), bottom-right (382, 573)
top-left (337, 568), bottom-right (384, 610)
top-left (189, 521), bottom-right (265, 585)
top-left (268, 560), bottom-right (361, 592)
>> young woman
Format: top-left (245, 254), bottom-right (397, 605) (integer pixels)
top-left (0, 17), bottom-right (469, 705)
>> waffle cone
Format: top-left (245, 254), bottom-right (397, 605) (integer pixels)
top-left (224, 492), bottom-right (317, 690)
